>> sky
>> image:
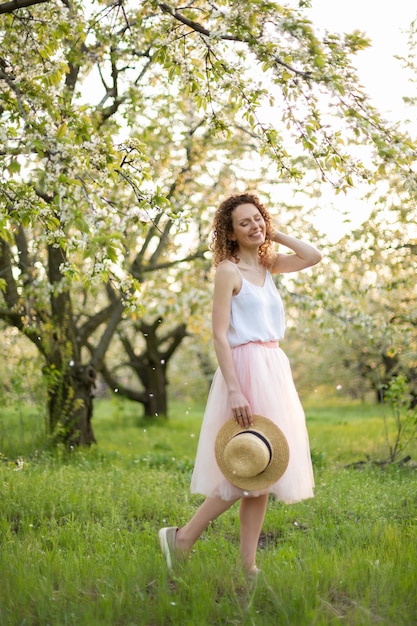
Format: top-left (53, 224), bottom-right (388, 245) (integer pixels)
top-left (307, 0), bottom-right (416, 120)
top-left (292, 0), bottom-right (417, 239)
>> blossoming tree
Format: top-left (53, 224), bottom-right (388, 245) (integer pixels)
top-left (1, 0), bottom-right (415, 444)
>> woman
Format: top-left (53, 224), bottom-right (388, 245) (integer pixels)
top-left (159, 192), bottom-right (322, 577)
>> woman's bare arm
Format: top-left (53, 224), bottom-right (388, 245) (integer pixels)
top-left (269, 231), bottom-right (322, 274)
top-left (212, 262), bottom-right (253, 428)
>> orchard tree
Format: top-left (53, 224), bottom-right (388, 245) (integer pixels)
top-left (1, 0), bottom-right (416, 446)
top-left (288, 166), bottom-right (417, 403)
top-left (99, 258), bottom-right (212, 418)
top-left (329, 189), bottom-right (417, 402)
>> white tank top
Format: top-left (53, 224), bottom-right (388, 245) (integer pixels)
top-left (226, 263), bottom-right (286, 348)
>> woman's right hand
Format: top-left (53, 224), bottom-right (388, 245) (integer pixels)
top-left (229, 389), bottom-right (253, 429)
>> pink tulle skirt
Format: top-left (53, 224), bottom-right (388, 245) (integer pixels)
top-left (190, 341), bottom-right (314, 503)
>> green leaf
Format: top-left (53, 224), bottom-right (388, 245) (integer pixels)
top-left (8, 160), bottom-right (20, 174)
top-left (56, 122), bottom-right (68, 139)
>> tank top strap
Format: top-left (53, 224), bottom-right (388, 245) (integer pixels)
top-left (219, 259), bottom-right (244, 282)
top-left (221, 259), bottom-right (241, 274)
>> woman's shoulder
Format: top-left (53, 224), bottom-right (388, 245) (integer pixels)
top-left (214, 259), bottom-right (241, 289)
top-left (216, 259), bottom-right (239, 274)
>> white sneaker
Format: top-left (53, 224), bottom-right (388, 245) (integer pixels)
top-left (158, 526), bottom-right (178, 570)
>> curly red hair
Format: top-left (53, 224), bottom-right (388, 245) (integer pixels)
top-left (210, 193), bottom-right (275, 267)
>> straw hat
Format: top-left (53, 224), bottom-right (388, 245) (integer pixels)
top-left (215, 415), bottom-right (290, 491)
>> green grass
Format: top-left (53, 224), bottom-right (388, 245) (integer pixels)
top-left (0, 396), bottom-right (416, 625)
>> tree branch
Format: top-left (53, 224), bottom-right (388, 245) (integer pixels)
top-left (0, 239), bottom-right (20, 310)
top-left (158, 2), bottom-right (211, 37)
top-left (141, 248), bottom-right (207, 274)
top-left (160, 323), bottom-right (188, 361)
top-left (0, 0), bottom-right (49, 13)
top-left (0, 69), bottom-right (28, 121)
top-left (98, 361), bottom-right (147, 403)
top-left (77, 303), bottom-right (115, 345)
top-left (14, 225), bottom-right (33, 286)
top-left (90, 299), bottom-right (125, 371)
top-left (157, 2), bottom-right (312, 79)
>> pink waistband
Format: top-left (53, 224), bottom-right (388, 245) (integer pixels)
top-left (252, 340), bottom-right (279, 349)
top-left (232, 340), bottom-right (279, 349)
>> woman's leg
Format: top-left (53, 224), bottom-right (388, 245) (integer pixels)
top-left (239, 494), bottom-right (269, 572)
top-left (175, 495), bottom-right (239, 554)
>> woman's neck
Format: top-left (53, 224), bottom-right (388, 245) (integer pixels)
top-left (237, 250), bottom-right (260, 266)
top-left (236, 250), bottom-right (263, 273)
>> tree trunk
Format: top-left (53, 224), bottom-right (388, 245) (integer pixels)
top-left (98, 318), bottom-right (188, 418)
top-left (141, 359), bottom-right (168, 417)
top-left (47, 361), bottom-right (97, 446)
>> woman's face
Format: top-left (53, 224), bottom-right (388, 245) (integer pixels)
top-left (230, 203), bottom-right (266, 249)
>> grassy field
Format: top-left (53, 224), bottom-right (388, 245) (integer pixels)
top-left (0, 396), bottom-right (416, 625)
